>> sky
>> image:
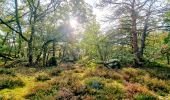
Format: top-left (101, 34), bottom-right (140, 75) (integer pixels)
top-left (85, 0), bottom-right (110, 31)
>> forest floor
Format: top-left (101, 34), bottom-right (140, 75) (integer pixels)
top-left (0, 62), bottom-right (170, 100)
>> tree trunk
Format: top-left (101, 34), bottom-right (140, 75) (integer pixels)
top-left (53, 40), bottom-right (56, 57)
top-left (2, 32), bottom-right (9, 45)
top-left (167, 54), bottom-right (170, 65)
top-left (131, 0), bottom-right (140, 65)
top-left (28, 40), bottom-right (33, 65)
top-left (15, 0), bottom-right (23, 57)
top-left (43, 46), bottom-right (47, 66)
top-left (140, 21), bottom-right (148, 58)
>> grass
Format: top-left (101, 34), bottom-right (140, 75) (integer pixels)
top-left (0, 63), bottom-right (170, 99)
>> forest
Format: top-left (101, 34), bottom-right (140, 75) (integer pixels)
top-left (0, 0), bottom-right (170, 99)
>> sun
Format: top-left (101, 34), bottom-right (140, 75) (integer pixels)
top-left (69, 18), bottom-right (78, 29)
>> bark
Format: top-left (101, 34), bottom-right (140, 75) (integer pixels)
top-left (131, 0), bottom-right (140, 64)
top-left (167, 54), bottom-right (170, 65)
top-left (2, 32), bottom-right (9, 45)
top-left (15, 0), bottom-right (23, 56)
top-left (43, 46), bottom-right (47, 66)
top-left (36, 39), bottom-right (55, 64)
top-left (28, 40), bottom-right (33, 65)
top-left (140, 20), bottom-right (148, 57)
top-left (53, 40), bottom-right (56, 57)
top-left (96, 44), bottom-right (104, 61)
top-left (139, 1), bottom-right (153, 58)
top-left (27, 0), bottom-right (39, 65)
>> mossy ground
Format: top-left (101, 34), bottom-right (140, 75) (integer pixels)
top-left (0, 62), bottom-right (170, 100)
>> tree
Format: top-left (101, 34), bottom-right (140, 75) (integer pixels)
top-left (98, 0), bottom-right (169, 65)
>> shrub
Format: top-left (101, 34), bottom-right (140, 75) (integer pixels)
top-left (48, 57), bottom-right (57, 66)
top-left (50, 68), bottom-right (62, 76)
top-left (143, 75), bottom-right (170, 95)
top-left (144, 61), bottom-right (165, 68)
top-left (134, 93), bottom-right (157, 100)
top-left (0, 68), bottom-right (15, 76)
top-left (121, 68), bottom-right (145, 81)
top-left (85, 67), bottom-right (123, 81)
top-left (100, 84), bottom-right (125, 99)
top-left (36, 74), bottom-right (50, 82)
top-left (55, 88), bottom-right (74, 100)
top-left (0, 77), bottom-right (24, 90)
top-left (125, 83), bottom-right (153, 98)
top-left (85, 77), bottom-right (104, 90)
top-left (25, 84), bottom-right (59, 99)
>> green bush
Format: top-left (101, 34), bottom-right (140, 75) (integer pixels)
top-left (0, 68), bottom-right (15, 76)
top-left (0, 77), bottom-right (24, 90)
top-left (36, 74), bottom-right (50, 82)
top-left (134, 93), bottom-right (157, 100)
top-left (25, 85), bottom-right (59, 99)
top-left (142, 75), bottom-right (170, 95)
top-left (100, 85), bottom-right (125, 99)
top-left (50, 69), bottom-right (62, 76)
top-left (85, 78), bottom-right (104, 90)
top-left (144, 61), bottom-right (165, 68)
top-left (122, 68), bottom-right (145, 82)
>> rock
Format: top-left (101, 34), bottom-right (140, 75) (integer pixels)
top-left (105, 59), bottom-right (121, 69)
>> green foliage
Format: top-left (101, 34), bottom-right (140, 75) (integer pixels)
top-left (85, 67), bottom-right (123, 81)
top-left (48, 57), bottom-right (57, 66)
top-left (99, 84), bottom-right (125, 99)
top-left (0, 68), bottom-right (15, 76)
top-left (0, 76), bottom-right (24, 90)
top-left (134, 93), bottom-right (157, 100)
top-left (121, 68), bottom-right (147, 84)
top-left (36, 74), bottom-right (50, 82)
top-left (25, 84), bottom-right (59, 100)
top-left (0, 44), bottom-right (9, 53)
top-left (143, 76), bottom-right (170, 95)
top-left (50, 68), bottom-right (62, 76)
top-left (85, 78), bottom-right (104, 90)
top-left (80, 22), bottom-right (101, 60)
top-left (112, 46), bottom-right (135, 65)
top-left (145, 32), bottom-right (166, 62)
